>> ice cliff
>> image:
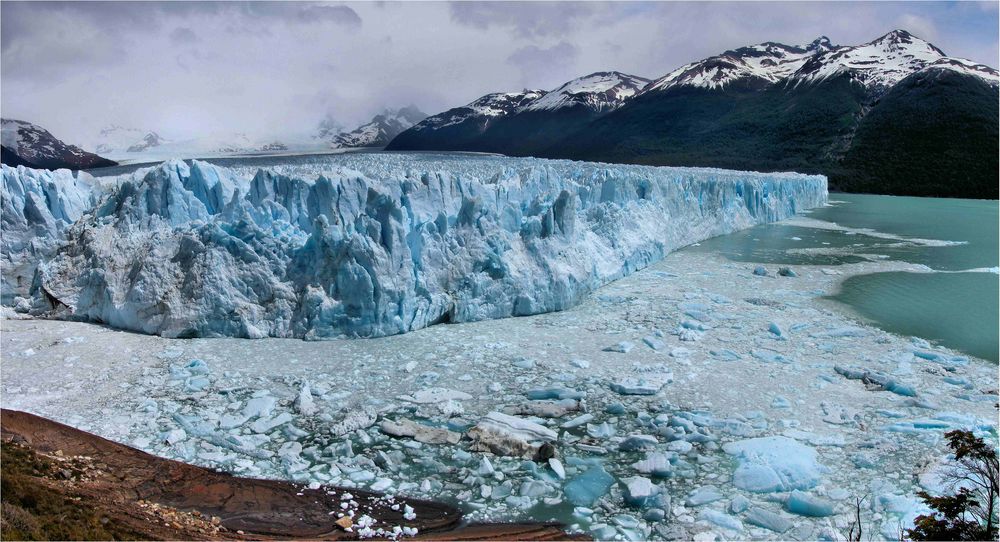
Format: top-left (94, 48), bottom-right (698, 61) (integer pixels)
top-left (1, 155), bottom-right (827, 338)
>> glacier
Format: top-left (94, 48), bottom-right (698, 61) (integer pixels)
top-left (1, 154), bottom-right (826, 338)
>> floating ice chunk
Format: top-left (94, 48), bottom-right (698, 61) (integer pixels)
top-left (667, 440), bottom-right (694, 453)
top-left (768, 322), bottom-right (784, 339)
top-left (604, 341), bottom-right (635, 353)
top-left (699, 509), bottom-right (743, 532)
top-left (643, 336), bottom-right (667, 351)
top-left (733, 464), bottom-right (784, 493)
top-left (723, 436), bottom-right (824, 493)
top-left (242, 396), bottom-right (277, 419)
top-left (777, 267), bottom-right (797, 277)
top-left (686, 485), bottom-right (723, 506)
top-left (549, 458), bottom-right (566, 479)
top-left (329, 408), bottom-right (378, 437)
top-left (729, 496), bottom-right (750, 514)
top-left (771, 396), bottom-right (791, 409)
top-left (710, 349), bottom-right (742, 362)
top-left (610, 372), bottom-right (672, 395)
top-left (296, 382), bottom-right (317, 416)
top-left (370, 478), bottom-right (393, 492)
top-left (219, 413), bottom-right (249, 429)
top-left (513, 358), bottom-right (536, 369)
top-left (587, 422), bottom-right (616, 439)
top-left (163, 428), bottom-right (187, 445)
top-left (509, 399), bottom-right (580, 418)
top-left (467, 412), bottom-right (556, 458)
top-left (753, 266), bottom-right (768, 276)
top-left (186, 359), bottom-right (210, 375)
top-left (751, 349), bottom-right (793, 364)
top-left (519, 480), bottom-right (550, 498)
top-left (527, 387), bottom-right (584, 400)
top-left (745, 507), bottom-right (793, 533)
top-left (403, 387), bottom-right (473, 404)
top-left (477, 456), bottom-right (495, 476)
top-left (619, 434), bottom-right (658, 452)
top-left (561, 413), bottom-right (594, 429)
top-left (632, 452), bottom-right (673, 477)
top-left (834, 365), bottom-right (917, 397)
top-left (785, 490), bottom-right (835, 517)
top-left (380, 419), bottom-right (460, 445)
top-left (564, 465), bottom-right (615, 507)
top-left (912, 349), bottom-right (968, 366)
top-left (622, 477), bottom-right (659, 508)
top-left (570, 359), bottom-right (590, 369)
top-left (252, 412), bottom-right (292, 434)
top-left (811, 327), bottom-right (865, 338)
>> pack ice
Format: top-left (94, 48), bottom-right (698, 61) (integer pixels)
top-left (1, 155), bottom-right (826, 338)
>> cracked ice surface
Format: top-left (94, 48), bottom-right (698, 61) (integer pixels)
top-left (3, 244), bottom-right (996, 541)
top-left (2, 154), bottom-right (825, 338)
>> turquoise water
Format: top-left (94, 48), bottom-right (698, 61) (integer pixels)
top-left (691, 193), bottom-right (999, 362)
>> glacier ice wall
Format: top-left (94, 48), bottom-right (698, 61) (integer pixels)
top-left (1, 165), bottom-right (105, 302)
top-left (2, 155), bottom-right (826, 338)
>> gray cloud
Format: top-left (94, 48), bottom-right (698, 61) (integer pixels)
top-left (507, 42), bottom-right (581, 89)
top-left (169, 27), bottom-right (201, 46)
top-left (450, 1), bottom-right (596, 37)
top-left (1, 2), bottom-right (996, 148)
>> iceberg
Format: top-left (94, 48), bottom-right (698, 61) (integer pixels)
top-left (723, 436), bottom-right (825, 493)
top-left (2, 153), bottom-right (826, 338)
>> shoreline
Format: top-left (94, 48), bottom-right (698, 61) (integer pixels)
top-left (2, 246), bottom-right (996, 540)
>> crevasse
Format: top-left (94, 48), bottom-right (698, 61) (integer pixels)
top-left (1, 154), bottom-right (827, 339)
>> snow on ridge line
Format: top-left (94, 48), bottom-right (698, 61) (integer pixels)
top-left (3, 156), bottom-right (827, 339)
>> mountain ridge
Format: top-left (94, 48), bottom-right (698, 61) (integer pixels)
top-left (387, 29), bottom-right (999, 198)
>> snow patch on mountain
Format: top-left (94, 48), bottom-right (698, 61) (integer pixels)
top-left (921, 57), bottom-right (1000, 85)
top-left (4, 154), bottom-right (826, 339)
top-left (524, 72), bottom-right (650, 113)
top-left (644, 37), bottom-right (835, 92)
top-left (792, 30), bottom-right (948, 91)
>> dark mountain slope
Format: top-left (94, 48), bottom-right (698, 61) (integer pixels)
top-left (546, 74), bottom-right (867, 176)
top-left (836, 69), bottom-right (999, 198)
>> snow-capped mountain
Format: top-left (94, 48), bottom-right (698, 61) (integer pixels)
top-left (793, 29), bottom-right (950, 92)
top-left (1, 119), bottom-right (116, 170)
top-left (644, 37), bottom-right (835, 92)
top-left (326, 106), bottom-right (427, 148)
top-left (92, 125), bottom-right (168, 156)
top-left (523, 72), bottom-right (650, 113)
top-left (411, 91), bottom-right (546, 132)
top-left (315, 116), bottom-right (345, 142)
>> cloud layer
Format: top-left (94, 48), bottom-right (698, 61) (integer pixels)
top-left (2, 1), bottom-right (997, 146)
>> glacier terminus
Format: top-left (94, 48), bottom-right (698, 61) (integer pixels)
top-left (2, 153), bottom-right (826, 339)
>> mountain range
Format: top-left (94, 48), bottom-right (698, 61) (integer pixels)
top-left (388, 30), bottom-right (999, 198)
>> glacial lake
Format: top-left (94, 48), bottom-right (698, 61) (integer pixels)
top-left (690, 193), bottom-right (999, 362)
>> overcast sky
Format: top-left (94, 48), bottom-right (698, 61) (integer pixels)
top-left (2, 1), bottom-right (997, 145)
